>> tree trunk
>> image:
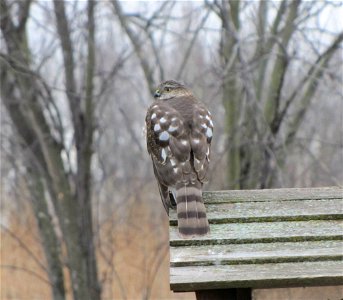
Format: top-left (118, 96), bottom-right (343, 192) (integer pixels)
top-left (28, 169), bottom-right (66, 300)
top-left (220, 0), bottom-right (241, 189)
top-left (0, 0), bottom-right (101, 299)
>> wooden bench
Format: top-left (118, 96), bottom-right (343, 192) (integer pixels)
top-left (169, 187), bottom-right (343, 300)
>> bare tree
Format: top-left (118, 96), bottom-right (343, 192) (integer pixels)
top-left (1, 0), bottom-right (100, 299)
top-left (1, 1), bottom-right (342, 299)
top-left (209, 0), bottom-right (343, 189)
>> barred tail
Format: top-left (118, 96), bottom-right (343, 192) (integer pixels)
top-left (176, 182), bottom-right (209, 237)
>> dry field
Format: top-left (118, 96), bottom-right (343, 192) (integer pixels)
top-left (1, 197), bottom-right (194, 300)
top-left (1, 200), bottom-right (342, 300)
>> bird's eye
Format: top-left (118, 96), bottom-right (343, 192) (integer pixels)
top-left (165, 87), bottom-right (170, 92)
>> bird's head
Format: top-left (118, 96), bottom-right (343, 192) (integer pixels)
top-left (154, 80), bottom-right (191, 100)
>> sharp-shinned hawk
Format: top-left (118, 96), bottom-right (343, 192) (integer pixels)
top-left (145, 80), bottom-right (213, 237)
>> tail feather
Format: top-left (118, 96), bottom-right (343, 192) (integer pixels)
top-left (176, 182), bottom-right (209, 237)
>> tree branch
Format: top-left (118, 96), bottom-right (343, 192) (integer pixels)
top-left (112, 0), bottom-right (155, 94)
top-left (255, 0), bottom-right (287, 101)
top-left (53, 0), bottom-right (81, 137)
top-left (285, 31), bottom-right (343, 146)
top-left (272, 31), bottom-right (343, 138)
top-left (1, 224), bottom-right (49, 274)
top-left (264, 0), bottom-right (301, 128)
top-left (1, 265), bottom-right (51, 286)
top-left (176, 9), bottom-right (210, 79)
top-left (17, 0), bottom-right (33, 33)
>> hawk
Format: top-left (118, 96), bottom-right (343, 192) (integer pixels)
top-left (145, 80), bottom-right (213, 237)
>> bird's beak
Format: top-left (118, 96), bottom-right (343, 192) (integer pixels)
top-left (154, 90), bottom-right (160, 98)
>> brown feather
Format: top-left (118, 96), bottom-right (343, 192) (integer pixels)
top-left (176, 182), bottom-right (209, 237)
top-left (146, 81), bottom-right (213, 237)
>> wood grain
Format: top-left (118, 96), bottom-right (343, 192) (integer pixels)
top-left (170, 261), bottom-right (343, 291)
top-left (170, 199), bottom-right (343, 224)
top-left (170, 220), bottom-right (342, 246)
top-left (170, 240), bottom-right (343, 267)
top-left (202, 187), bottom-right (342, 203)
top-left (169, 187), bottom-right (343, 292)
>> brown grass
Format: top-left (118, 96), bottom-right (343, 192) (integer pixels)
top-left (1, 198), bottom-right (194, 300)
top-left (1, 199), bottom-right (341, 300)
top-left (1, 212), bottom-right (51, 299)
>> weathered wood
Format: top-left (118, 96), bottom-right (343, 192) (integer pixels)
top-left (170, 220), bottom-right (342, 246)
top-left (170, 199), bottom-right (343, 224)
top-left (171, 240), bottom-right (343, 267)
top-left (203, 187), bottom-right (342, 204)
top-left (171, 261), bottom-right (343, 291)
top-left (169, 187), bottom-right (343, 293)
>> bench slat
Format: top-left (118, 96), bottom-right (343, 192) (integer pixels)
top-left (170, 220), bottom-right (343, 246)
top-left (169, 188), bottom-right (343, 293)
top-left (170, 260), bottom-right (343, 291)
top-left (170, 240), bottom-right (343, 267)
top-left (169, 199), bottom-right (343, 224)
top-left (203, 187), bottom-right (342, 203)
